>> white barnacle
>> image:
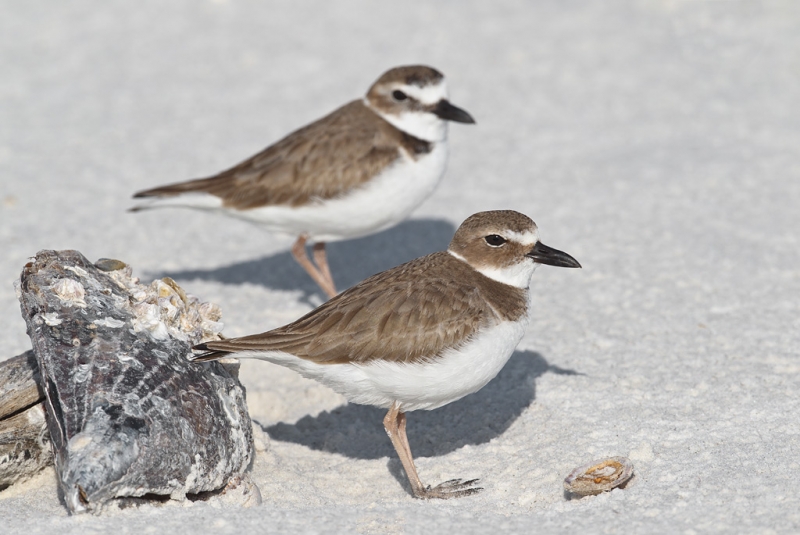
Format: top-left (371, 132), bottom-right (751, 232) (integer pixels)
top-left (51, 278), bottom-right (87, 308)
top-left (158, 295), bottom-right (181, 323)
top-left (104, 262), bottom-right (137, 292)
top-left (131, 302), bottom-right (169, 340)
top-left (42, 312), bottom-right (62, 326)
top-left (94, 316), bottom-right (126, 329)
top-left (116, 268), bottom-right (224, 344)
top-left (66, 265), bottom-right (89, 278)
top-left (129, 287), bottom-right (148, 302)
top-left (200, 318), bottom-right (224, 341)
top-left (197, 302), bottom-right (224, 342)
top-left (198, 302), bottom-right (222, 323)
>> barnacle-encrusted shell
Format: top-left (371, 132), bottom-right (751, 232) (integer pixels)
top-left (563, 456), bottom-right (634, 496)
top-left (17, 250), bottom-right (251, 514)
top-left (108, 267), bottom-right (224, 344)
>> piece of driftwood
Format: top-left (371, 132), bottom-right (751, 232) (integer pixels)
top-left (0, 404), bottom-right (52, 490)
top-left (17, 250), bottom-right (254, 514)
top-left (0, 351), bottom-right (44, 420)
top-left (0, 351), bottom-right (50, 489)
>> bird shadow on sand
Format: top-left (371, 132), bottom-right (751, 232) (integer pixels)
top-left (260, 350), bottom-right (581, 462)
top-left (154, 218), bottom-right (456, 303)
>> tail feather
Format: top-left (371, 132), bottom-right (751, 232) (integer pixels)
top-left (129, 184), bottom-right (225, 213)
top-left (130, 176), bottom-right (228, 212)
top-left (133, 176), bottom-right (222, 199)
top-left (188, 343), bottom-right (232, 362)
top-left (188, 350), bottom-right (230, 362)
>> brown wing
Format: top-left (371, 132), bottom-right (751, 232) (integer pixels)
top-left (196, 253), bottom-right (528, 364)
top-left (133, 101), bottom-right (404, 209)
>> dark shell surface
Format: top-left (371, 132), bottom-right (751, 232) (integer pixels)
top-left (17, 250), bottom-right (253, 514)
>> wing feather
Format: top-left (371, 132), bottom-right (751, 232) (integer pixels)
top-left (134, 101), bottom-right (403, 208)
top-left (198, 253), bottom-right (524, 364)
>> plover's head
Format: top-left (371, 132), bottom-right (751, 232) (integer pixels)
top-left (365, 65), bottom-right (475, 142)
top-left (448, 210), bottom-right (581, 288)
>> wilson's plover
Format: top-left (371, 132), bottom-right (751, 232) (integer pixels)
top-left (131, 65), bottom-right (474, 298)
top-left (190, 210), bottom-right (581, 499)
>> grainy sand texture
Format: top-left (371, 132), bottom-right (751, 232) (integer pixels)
top-left (1, 1), bottom-right (799, 533)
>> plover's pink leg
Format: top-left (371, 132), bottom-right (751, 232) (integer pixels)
top-left (383, 402), bottom-right (482, 499)
top-left (291, 235), bottom-right (337, 298)
top-left (312, 242), bottom-right (337, 298)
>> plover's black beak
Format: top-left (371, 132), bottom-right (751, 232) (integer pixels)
top-left (527, 242), bottom-right (582, 268)
top-left (433, 100), bottom-right (476, 124)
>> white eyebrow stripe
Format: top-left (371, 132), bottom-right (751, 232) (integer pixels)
top-left (398, 81), bottom-right (449, 105)
top-left (505, 229), bottom-right (538, 246)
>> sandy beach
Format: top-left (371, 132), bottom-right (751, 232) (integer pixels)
top-left (1, 1), bottom-right (799, 532)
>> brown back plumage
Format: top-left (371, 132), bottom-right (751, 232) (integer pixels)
top-left (195, 252), bottom-right (528, 364)
top-left (133, 100), bottom-right (431, 209)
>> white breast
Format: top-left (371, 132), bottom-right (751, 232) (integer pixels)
top-left (247, 142), bottom-right (448, 242)
top-left (237, 309), bottom-right (531, 413)
top-left (144, 142), bottom-right (448, 242)
top-left (352, 316), bottom-right (530, 411)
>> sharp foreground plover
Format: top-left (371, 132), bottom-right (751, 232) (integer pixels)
top-left (190, 210), bottom-right (581, 499)
top-left (131, 65), bottom-right (475, 298)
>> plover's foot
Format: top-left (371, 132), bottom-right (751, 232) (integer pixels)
top-left (415, 478), bottom-right (483, 499)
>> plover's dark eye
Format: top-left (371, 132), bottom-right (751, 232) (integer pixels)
top-left (392, 90), bottom-right (408, 101)
top-left (484, 235), bottom-right (506, 247)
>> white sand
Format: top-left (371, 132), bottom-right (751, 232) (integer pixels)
top-left (1, 0), bottom-right (799, 532)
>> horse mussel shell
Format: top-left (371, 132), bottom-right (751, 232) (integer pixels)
top-left (15, 249), bottom-right (254, 514)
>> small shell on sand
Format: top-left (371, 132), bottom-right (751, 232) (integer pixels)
top-left (563, 456), bottom-right (634, 497)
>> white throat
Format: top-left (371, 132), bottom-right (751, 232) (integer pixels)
top-left (368, 102), bottom-right (449, 142)
top-left (364, 81), bottom-right (451, 142)
top-left (448, 250), bottom-right (538, 289)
